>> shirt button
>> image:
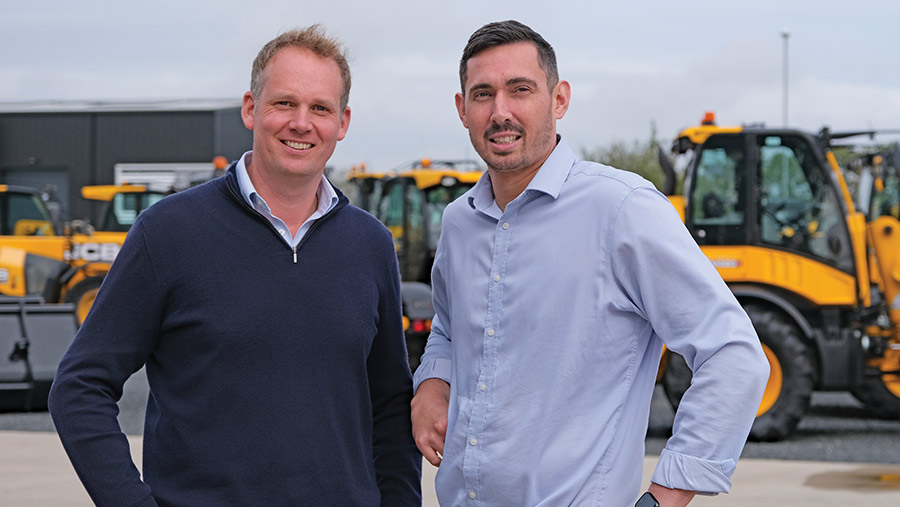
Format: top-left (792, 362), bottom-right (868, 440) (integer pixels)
top-left (493, 274), bottom-right (501, 282)
top-left (278, 229), bottom-right (286, 235)
top-left (470, 438), bottom-right (478, 446)
top-left (469, 491), bottom-right (477, 499)
top-left (487, 329), bottom-right (495, 336)
top-left (502, 222), bottom-right (510, 229)
top-left (480, 383), bottom-right (487, 391)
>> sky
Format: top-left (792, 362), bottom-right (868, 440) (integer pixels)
top-left (3, 1), bottom-right (900, 173)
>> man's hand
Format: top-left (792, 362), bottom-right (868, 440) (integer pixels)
top-left (648, 482), bottom-right (696, 507)
top-left (411, 378), bottom-right (450, 466)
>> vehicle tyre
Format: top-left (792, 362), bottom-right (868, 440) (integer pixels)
top-left (64, 276), bottom-right (105, 326)
top-left (852, 349), bottom-right (900, 419)
top-left (661, 303), bottom-right (815, 442)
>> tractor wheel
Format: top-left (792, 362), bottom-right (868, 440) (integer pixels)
top-left (852, 348), bottom-right (900, 419)
top-left (661, 303), bottom-right (815, 441)
top-left (64, 276), bottom-right (105, 326)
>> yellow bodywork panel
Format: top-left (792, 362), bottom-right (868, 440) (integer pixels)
top-left (12, 219), bottom-right (54, 236)
top-left (386, 225), bottom-right (404, 252)
top-left (1, 236), bottom-right (68, 261)
top-left (702, 245), bottom-right (858, 306)
top-left (826, 151), bottom-right (856, 213)
top-left (846, 211), bottom-right (871, 307)
top-left (347, 168), bottom-right (482, 190)
top-left (868, 215), bottom-right (900, 330)
top-left (677, 124), bottom-right (744, 146)
top-left (81, 184), bottom-right (147, 201)
top-left (0, 246), bottom-right (27, 296)
top-left (66, 233), bottom-right (124, 267)
top-left (667, 195), bottom-right (686, 221)
top-left (408, 169), bottom-right (482, 189)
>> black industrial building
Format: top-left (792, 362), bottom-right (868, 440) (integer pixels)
top-left (0, 100), bottom-right (252, 222)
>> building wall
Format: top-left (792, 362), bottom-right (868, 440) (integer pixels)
top-left (0, 107), bottom-right (251, 222)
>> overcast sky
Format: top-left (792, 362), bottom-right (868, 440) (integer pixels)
top-left (3, 1), bottom-right (899, 172)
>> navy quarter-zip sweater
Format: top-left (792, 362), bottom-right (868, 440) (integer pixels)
top-left (49, 166), bottom-right (422, 506)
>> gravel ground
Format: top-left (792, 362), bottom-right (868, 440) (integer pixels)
top-left (4, 369), bottom-right (899, 464)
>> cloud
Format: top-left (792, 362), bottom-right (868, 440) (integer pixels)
top-left (3, 0), bottom-right (900, 171)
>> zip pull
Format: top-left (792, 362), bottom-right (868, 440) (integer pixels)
top-left (292, 245), bottom-right (298, 264)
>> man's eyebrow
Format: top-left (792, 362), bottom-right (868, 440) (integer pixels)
top-left (507, 77), bottom-right (539, 88)
top-left (467, 77), bottom-right (539, 96)
top-left (468, 82), bottom-right (493, 94)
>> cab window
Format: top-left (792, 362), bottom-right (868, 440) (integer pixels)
top-left (2, 192), bottom-right (55, 236)
top-left (688, 135), bottom-right (747, 244)
top-left (758, 135), bottom-right (851, 272)
top-left (104, 192), bottom-right (166, 232)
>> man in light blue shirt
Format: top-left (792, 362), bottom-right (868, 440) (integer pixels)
top-left (411, 20), bottom-right (770, 507)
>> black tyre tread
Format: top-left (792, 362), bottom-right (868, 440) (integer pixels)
top-left (64, 276), bottom-right (104, 304)
top-left (852, 368), bottom-right (900, 419)
top-left (661, 303), bottom-right (815, 442)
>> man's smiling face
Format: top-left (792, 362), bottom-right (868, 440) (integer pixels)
top-left (455, 41), bottom-right (565, 175)
top-left (241, 46), bottom-right (350, 182)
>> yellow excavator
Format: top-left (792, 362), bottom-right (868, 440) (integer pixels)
top-left (657, 113), bottom-right (900, 440)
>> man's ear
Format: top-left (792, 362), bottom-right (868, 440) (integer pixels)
top-left (241, 91), bottom-right (255, 130)
top-left (552, 80), bottom-right (571, 120)
top-left (455, 92), bottom-right (469, 129)
top-left (336, 106), bottom-right (351, 141)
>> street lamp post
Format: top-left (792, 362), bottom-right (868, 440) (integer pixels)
top-left (782, 29), bottom-right (790, 127)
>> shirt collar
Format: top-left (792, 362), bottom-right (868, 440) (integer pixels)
top-left (468, 135), bottom-right (577, 213)
top-left (235, 150), bottom-right (339, 216)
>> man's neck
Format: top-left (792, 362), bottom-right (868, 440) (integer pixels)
top-left (248, 165), bottom-right (321, 235)
top-left (489, 144), bottom-right (557, 211)
top-left (489, 166), bottom-right (540, 212)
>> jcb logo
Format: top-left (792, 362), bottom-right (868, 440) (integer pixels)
top-left (66, 243), bottom-right (120, 263)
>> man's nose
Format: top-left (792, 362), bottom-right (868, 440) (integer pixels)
top-left (489, 93), bottom-right (513, 125)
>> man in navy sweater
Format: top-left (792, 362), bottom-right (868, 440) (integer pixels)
top-left (49, 25), bottom-right (422, 506)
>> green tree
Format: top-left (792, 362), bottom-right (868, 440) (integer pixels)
top-left (581, 121), bottom-right (674, 192)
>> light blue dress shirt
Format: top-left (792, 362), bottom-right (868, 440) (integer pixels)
top-left (235, 150), bottom-right (338, 249)
top-left (413, 138), bottom-right (769, 506)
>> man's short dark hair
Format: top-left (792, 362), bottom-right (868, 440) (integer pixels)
top-left (459, 20), bottom-right (558, 96)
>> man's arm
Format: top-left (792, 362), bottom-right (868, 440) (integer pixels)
top-left (48, 221), bottom-right (163, 507)
top-left (410, 228), bottom-right (454, 466)
top-left (612, 187), bottom-right (769, 495)
top-left (366, 230), bottom-right (422, 505)
top-left (648, 483), bottom-right (696, 507)
top-left (411, 377), bottom-right (450, 466)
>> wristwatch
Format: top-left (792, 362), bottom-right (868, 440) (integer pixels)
top-left (634, 491), bottom-right (660, 507)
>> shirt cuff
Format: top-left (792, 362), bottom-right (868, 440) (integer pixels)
top-left (412, 357), bottom-right (451, 394)
top-left (650, 447), bottom-right (736, 494)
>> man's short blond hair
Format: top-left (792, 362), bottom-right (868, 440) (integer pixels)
top-left (250, 25), bottom-right (351, 110)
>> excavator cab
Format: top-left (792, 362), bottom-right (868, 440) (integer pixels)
top-left (686, 130), bottom-right (855, 274)
top-left (80, 184), bottom-right (168, 232)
